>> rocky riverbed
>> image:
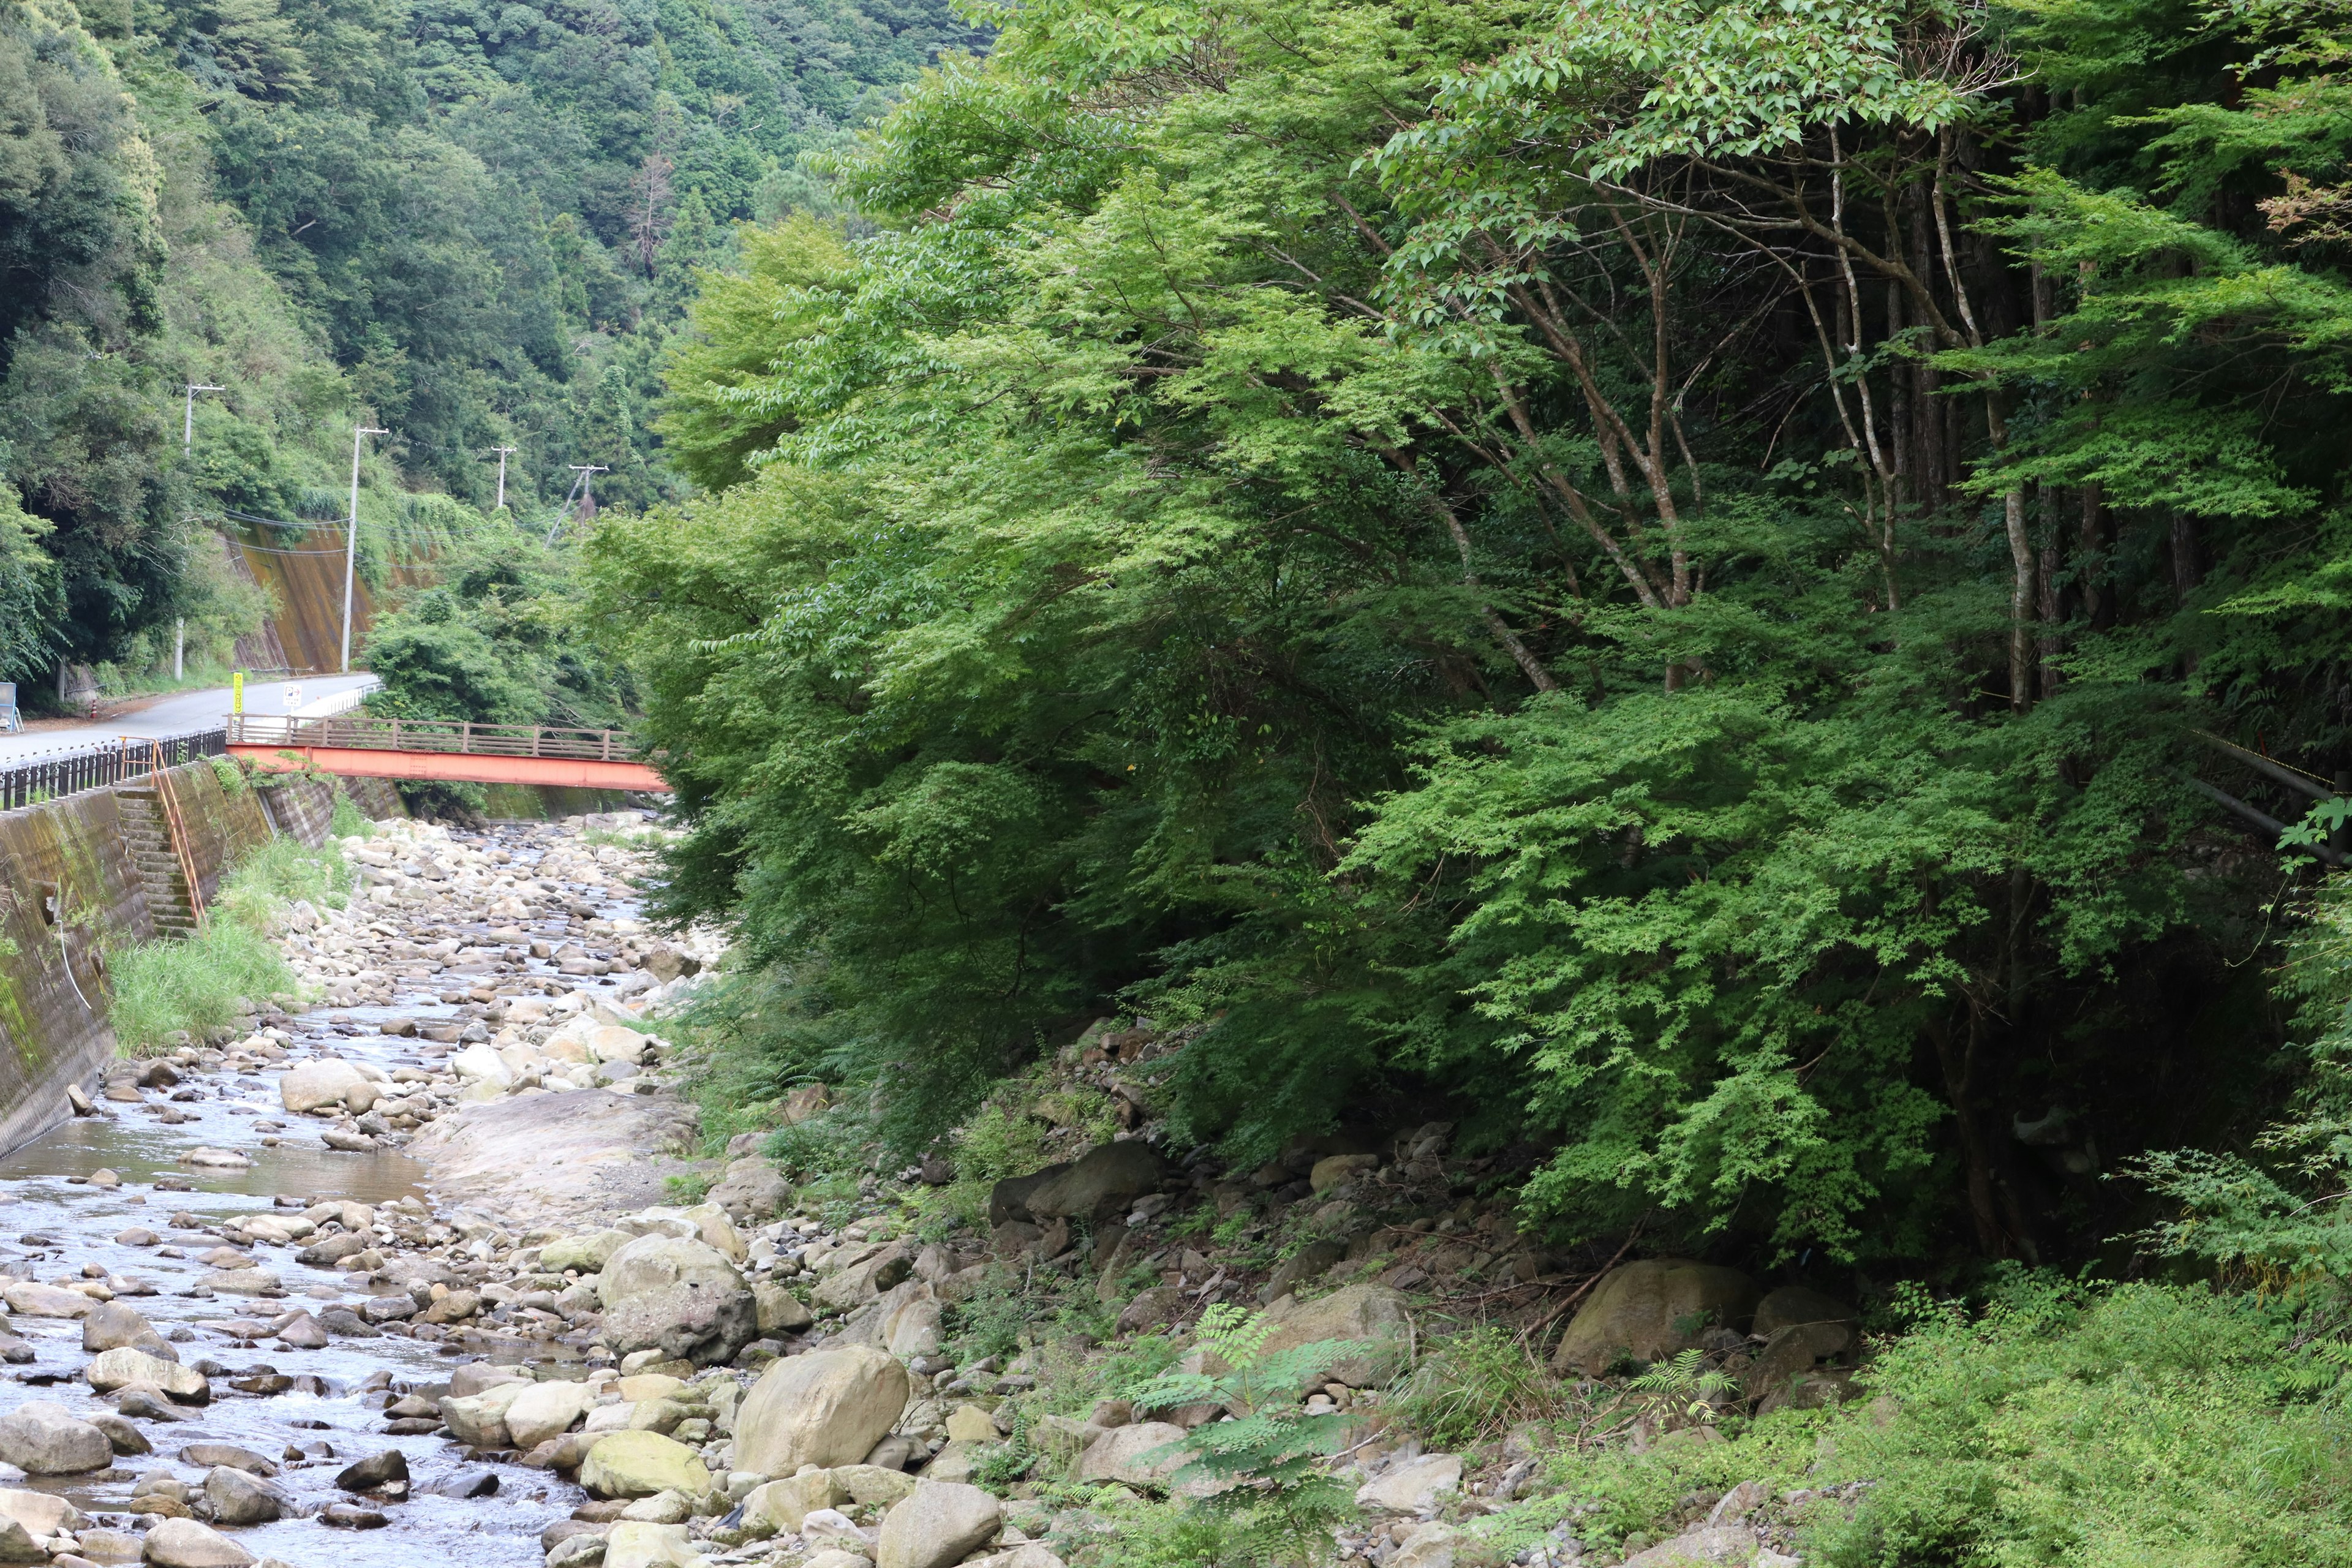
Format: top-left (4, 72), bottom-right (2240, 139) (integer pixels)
top-left (0, 811), bottom-right (823, 1568)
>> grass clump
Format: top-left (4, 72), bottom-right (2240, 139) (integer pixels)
top-left (108, 835), bottom-right (350, 1054)
top-left (1395, 1322), bottom-right (1572, 1448)
top-left (329, 788), bottom-right (370, 838)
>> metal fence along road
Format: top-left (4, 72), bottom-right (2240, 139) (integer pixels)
top-left (0, 729), bottom-right (228, 812)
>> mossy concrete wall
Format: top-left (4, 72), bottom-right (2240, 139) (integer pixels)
top-left (0, 761), bottom-right (275, 1155)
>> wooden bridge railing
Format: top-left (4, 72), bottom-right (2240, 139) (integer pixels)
top-left (227, 714), bottom-right (630, 761)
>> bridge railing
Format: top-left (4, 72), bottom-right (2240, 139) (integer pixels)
top-left (227, 714), bottom-right (631, 761)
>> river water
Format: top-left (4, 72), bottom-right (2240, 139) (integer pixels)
top-left (0, 820), bottom-right (657, 1568)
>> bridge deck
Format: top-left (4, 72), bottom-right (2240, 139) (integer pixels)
top-left (226, 715), bottom-right (669, 793)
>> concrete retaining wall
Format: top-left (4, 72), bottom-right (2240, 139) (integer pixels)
top-left (0, 761), bottom-right (276, 1155)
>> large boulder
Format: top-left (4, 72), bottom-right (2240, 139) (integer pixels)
top-left (139, 1518), bottom-right (257, 1567)
top-left (1356, 1453), bottom-right (1462, 1513)
top-left (707, 1158), bottom-right (791, 1221)
top-left (753, 1281), bottom-right (814, 1336)
top-left (598, 1234), bottom-right (756, 1367)
top-left (1550, 1259), bottom-right (1760, 1376)
top-left (744, 1470), bottom-right (845, 1534)
top-left (439, 1379), bottom-right (533, 1448)
top-left (1752, 1285), bottom-right (1858, 1340)
top-left (734, 1346), bottom-right (910, 1476)
top-left (1073, 1422), bottom-right (1189, 1490)
top-left (1022, 1144), bottom-right (1170, 1222)
top-left (1621, 1525), bottom-right (1769, 1567)
top-left (578, 1430), bottom-right (712, 1499)
top-left (812, 1243), bottom-right (913, 1311)
top-left (603, 1521), bottom-right (704, 1568)
top-left (279, 1058), bottom-right (370, 1114)
top-left (86, 1349), bottom-right (208, 1403)
top-left (1257, 1283), bottom-right (1412, 1387)
top-left (987, 1162), bottom-right (1072, 1226)
top-left (0, 1402), bottom-right (110, 1474)
top-left (505, 1380), bottom-right (596, 1449)
top-left (876, 1482), bottom-right (1002, 1568)
top-left (83, 1302), bottom-right (174, 1359)
top-left (541, 1230), bottom-right (631, 1274)
top-left (203, 1464), bottom-right (282, 1525)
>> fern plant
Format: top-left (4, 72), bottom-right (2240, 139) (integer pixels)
top-left (1123, 1303), bottom-right (1360, 1566)
top-left (1627, 1348), bottom-right (1738, 1423)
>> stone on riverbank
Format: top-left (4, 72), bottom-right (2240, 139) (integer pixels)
top-left (578, 1430), bottom-right (712, 1500)
top-left (139, 1518), bottom-right (256, 1566)
top-left (0, 1400), bottom-right (112, 1473)
top-left (733, 1345), bottom-right (910, 1476)
top-left (598, 1235), bottom-right (755, 1366)
top-left (505, 1379), bottom-right (595, 1449)
top-left (279, 1059), bottom-right (369, 1114)
top-left (3, 1281), bottom-right (93, 1319)
top-left (875, 1482), bottom-right (1001, 1568)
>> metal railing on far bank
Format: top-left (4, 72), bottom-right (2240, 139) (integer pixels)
top-left (0, 730), bottom-right (227, 812)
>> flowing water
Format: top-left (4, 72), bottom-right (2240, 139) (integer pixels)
top-left (0, 820), bottom-right (654, 1567)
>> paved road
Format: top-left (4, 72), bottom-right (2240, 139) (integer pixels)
top-left (0, 673), bottom-right (380, 765)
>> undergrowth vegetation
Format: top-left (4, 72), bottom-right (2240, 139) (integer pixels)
top-left (108, 834), bottom-right (351, 1054)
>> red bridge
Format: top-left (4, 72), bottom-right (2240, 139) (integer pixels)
top-left (227, 715), bottom-right (669, 793)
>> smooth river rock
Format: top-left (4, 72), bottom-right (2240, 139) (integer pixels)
top-left (0, 1400), bottom-right (112, 1474)
top-left (875, 1481), bottom-right (1002, 1568)
top-left (733, 1344), bottom-right (910, 1476)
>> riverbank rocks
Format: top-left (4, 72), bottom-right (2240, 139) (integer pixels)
top-left (707, 1158), bottom-right (790, 1221)
top-left (744, 1470), bottom-right (842, 1533)
top-left (753, 1281), bottom-right (813, 1336)
top-left (604, 1520), bottom-right (705, 1568)
top-left (579, 1430), bottom-right (712, 1499)
top-left (1074, 1422), bottom-right (1189, 1490)
top-left (86, 1349), bottom-right (208, 1403)
top-left (1021, 1143), bottom-right (1170, 1222)
top-left (734, 1345), bottom-right (910, 1476)
top-left (279, 1058), bottom-right (369, 1114)
top-left (1550, 1259), bottom-right (1760, 1375)
top-left (1256, 1283), bottom-right (1412, 1387)
top-left (876, 1482), bottom-right (1001, 1568)
top-left (440, 1378), bottom-right (535, 1448)
top-left (139, 1518), bottom-right (256, 1567)
top-left (1357, 1453), bottom-right (1462, 1513)
top-left (505, 1379), bottom-right (596, 1449)
top-left (598, 1235), bottom-right (756, 1366)
top-left (543, 1230), bottom-right (630, 1273)
top-left (0, 1401), bottom-right (111, 1473)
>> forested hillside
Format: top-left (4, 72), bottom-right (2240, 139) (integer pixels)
top-left (0, 0), bottom-right (984, 687)
top-left (601, 0), bottom-right (2352, 1280)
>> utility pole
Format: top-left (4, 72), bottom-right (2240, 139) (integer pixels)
top-left (183, 384), bottom-right (223, 452)
top-left (343, 424), bottom-right (388, 674)
top-left (549, 465), bottom-right (607, 544)
top-left (490, 445), bottom-right (518, 510)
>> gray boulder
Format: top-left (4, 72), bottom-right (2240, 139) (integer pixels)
top-left (707, 1158), bottom-right (791, 1221)
top-left (875, 1481), bottom-right (1002, 1568)
top-left (1023, 1144), bottom-right (1169, 1221)
top-left (139, 1518), bottom-right (257, 1566)
top-left (0, 1400), bottom-right (111, 1474)
top-left (734, 1345), bottom-right (910, 1476)
top-left (1550, 1259), bottom-right (1760, 1376)
top-left (82, 1302), bottom-right (175, 1360)
top-left (203, 1464), bottom-right (283, 1525)
top-left (598, 1234), bottom-right (756, 1367)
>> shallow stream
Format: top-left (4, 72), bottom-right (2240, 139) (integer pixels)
top-left (0, 819), bottom-right (652, 1567)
